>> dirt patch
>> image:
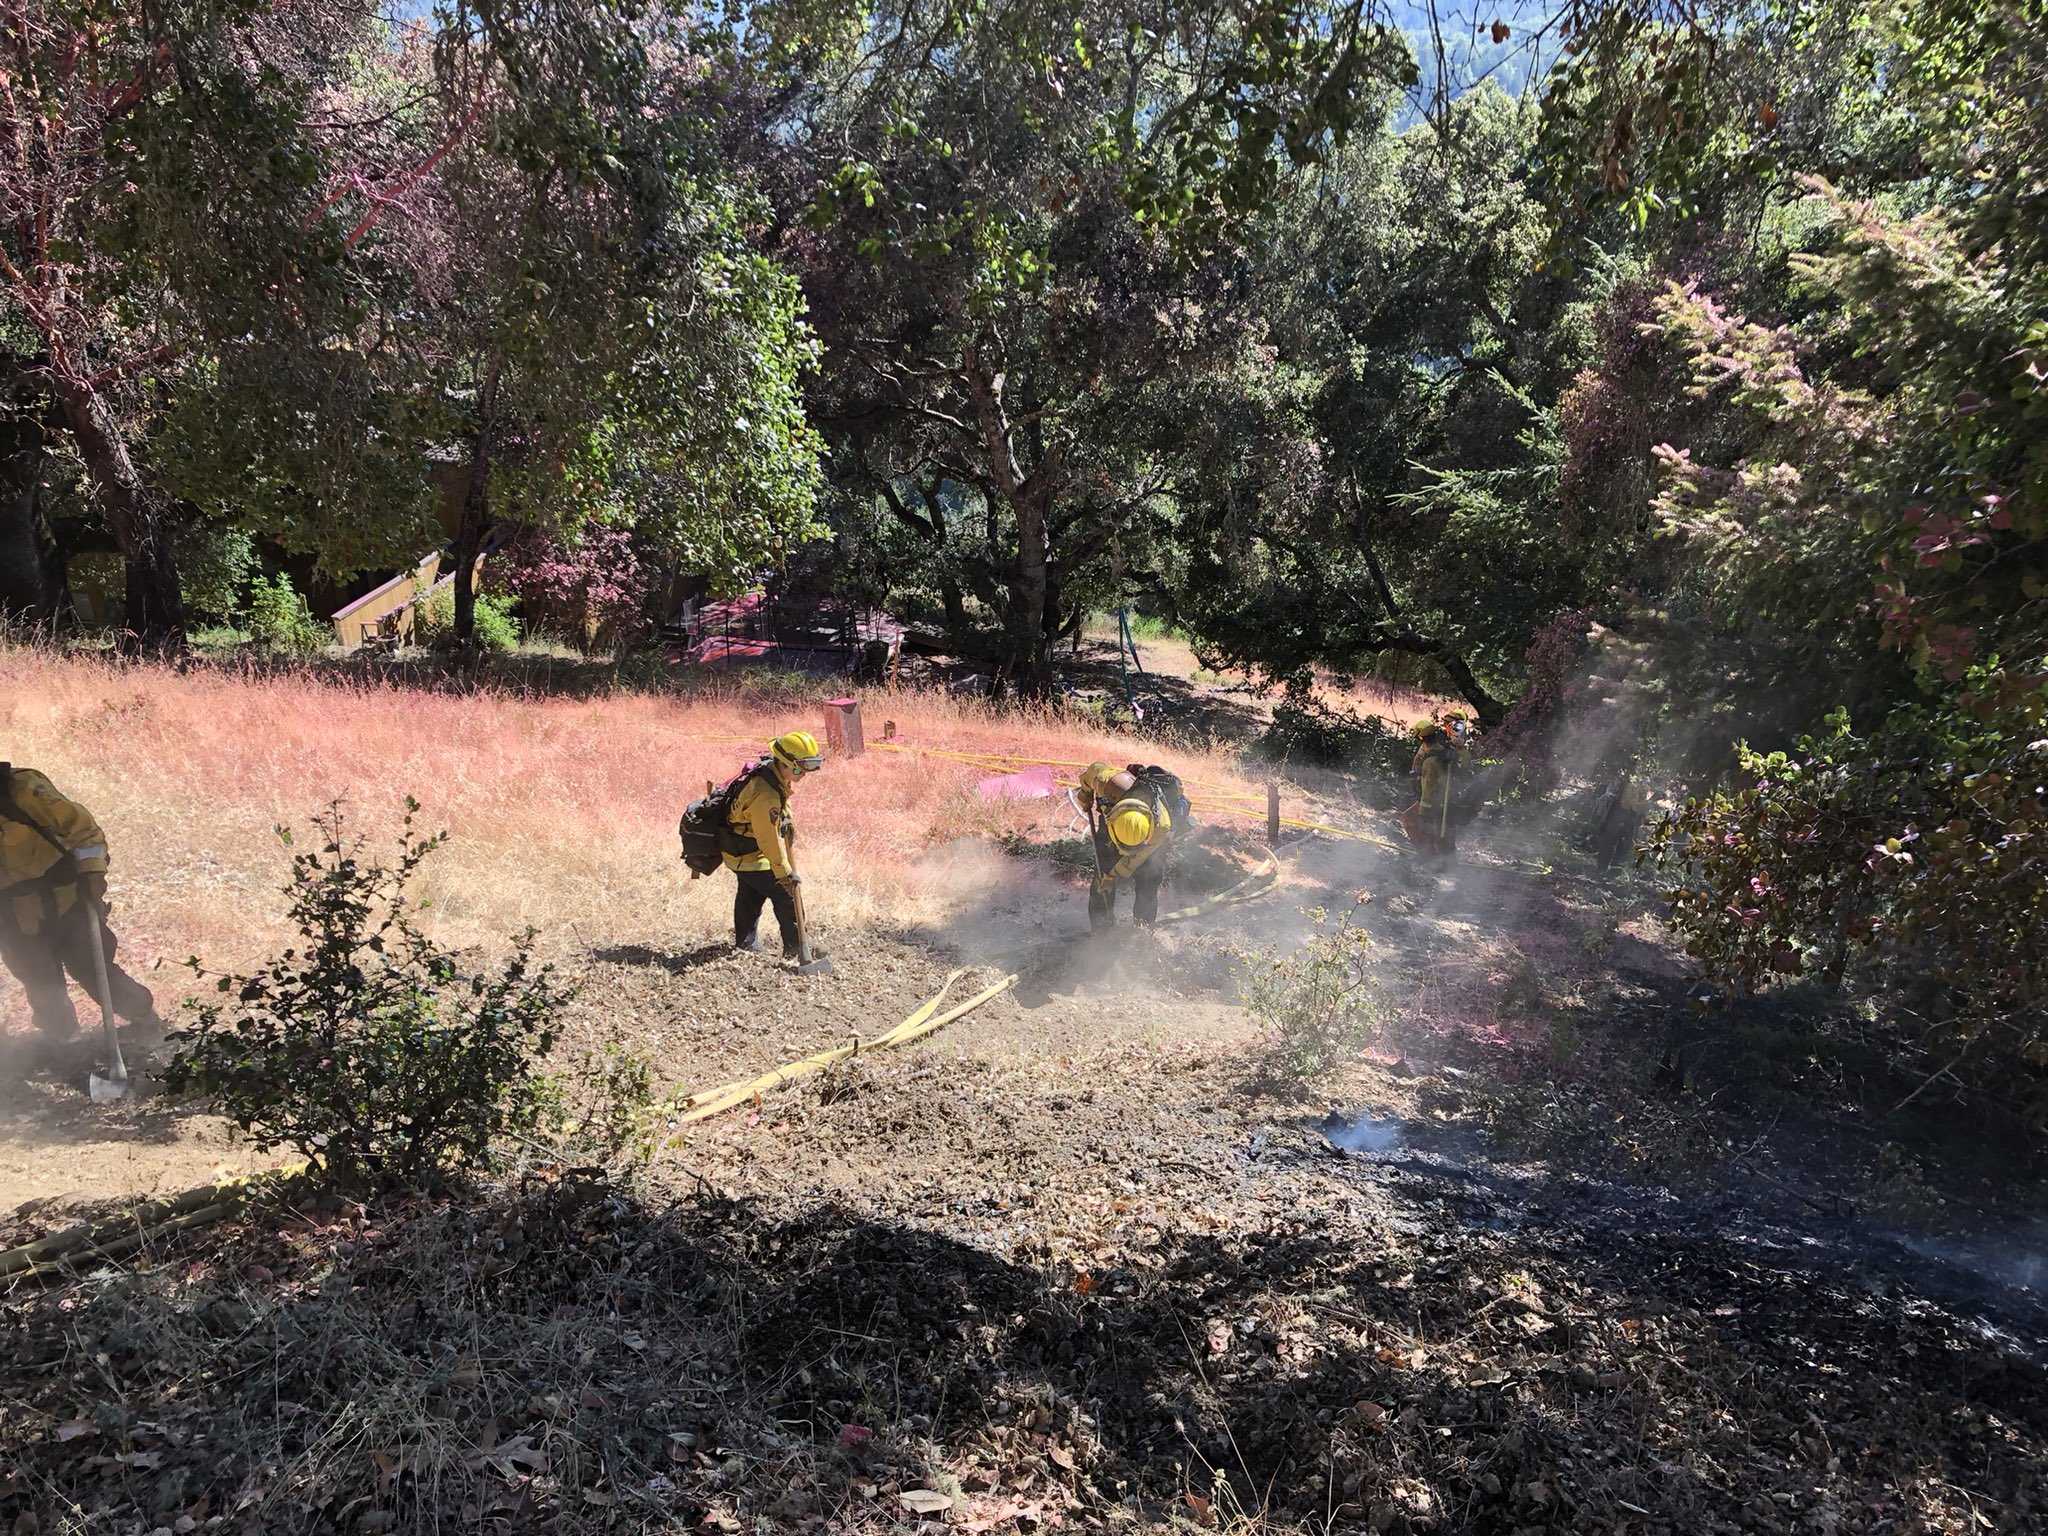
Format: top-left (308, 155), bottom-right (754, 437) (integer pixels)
top-left (0, 1022), bottom-right (274, 1210)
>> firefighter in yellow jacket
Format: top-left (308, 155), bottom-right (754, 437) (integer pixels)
top-left (1077, 760), bottom-right (1186, 931)
top-left (1, 764), bottom-right (155, 1037)
top-left (1400, 721), bottom-right (1459, 858)
top-left (723, 731), bottom-right (824, 956)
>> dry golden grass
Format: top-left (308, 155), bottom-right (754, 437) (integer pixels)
top-left (1, 645), bottom-right (1272, 1021)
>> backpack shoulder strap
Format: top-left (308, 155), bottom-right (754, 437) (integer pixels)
top-left (749, 762), bottom-right (787, 808)
top-left (0, 770), bottom-right (72, 857)
top-left (724, 761), bottom-right (785, 812)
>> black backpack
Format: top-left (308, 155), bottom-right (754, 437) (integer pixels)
top-left (678, 761), bottom-right (782, 876)
top-left (1125, 764), bottom-right (1192, 832)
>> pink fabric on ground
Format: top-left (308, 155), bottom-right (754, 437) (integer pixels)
top-left (976, 765), bottom-right (1057, 802)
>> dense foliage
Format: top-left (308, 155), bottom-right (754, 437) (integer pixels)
top-left (163, 803), bottom-right (570, 1190)
top-left (1615, 2), bottom-right (2048, 1117)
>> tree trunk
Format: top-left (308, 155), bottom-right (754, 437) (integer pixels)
top-left (1039, 565), bottom-right (1065, 659)
top-left (962, 343), bottom-right (1058, 698)
top-left (55, 384), bottom-right (185, 648)
top-left (452, 432), bottom-right (491, 646)
top-left (1008, 488), bottom-right (1053, 695)
top-left (0, 371), bottom-right (65, 625)
top-left (1434, 648), bottom-right (1507, 731)
top-left (452, 362), bottom-right (502, 646)
top-left (939, 576), bottom-right (966, 641)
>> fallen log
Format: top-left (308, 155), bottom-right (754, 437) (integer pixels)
top-left (0, 1165), bottom-right (308, 1284)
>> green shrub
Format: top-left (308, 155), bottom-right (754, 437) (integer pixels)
top-left (546, 1041), bottom-right (660, 1163)
top-left (1259, 698), bottom-right (1410, 778)
top-left (177, 527), bottom-right (258, 623)
top-left (1240, 907), bottom-right (1390, 1078)
top-left (163, 802), bottom-right (572, 1191)
top-left (1123, 610), bottom-right (1180, 642)
top-left (247, 573), bottom-right (327, 655)
top-left (414, 584), bottom-right (454, 637)
top-left (415, 586), bottom-right (520, 652)
top-left (473, 594), bottom-right (519, 651)
top-left (187, 625), bottom-right (253, 651)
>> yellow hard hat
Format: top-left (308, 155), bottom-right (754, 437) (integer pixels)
top-left (1108, 802), bottom-right (1153, 850)
top-left (773, 730), bottom-right (824, 773)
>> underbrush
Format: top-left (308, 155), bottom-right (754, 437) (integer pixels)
top-left (5, 1160), bottom-right (2039, 1536)
top-left (1239, 906), bottom-right (1391, 1079)
top-left (416, 586), bottom-right (521, 652)
top-left (246, 574), bottom-right (328, 657)
top-left (162, 802), bottom-right (571, 1191)
top-left (1469, 1077), bottom-right (1734, 1185)
top-left (1257, 698), bottom-right (1414, 791)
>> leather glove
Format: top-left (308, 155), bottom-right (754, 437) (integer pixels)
top-left (780, 872), bottom-right (803, 890)
top-left (79, 870), bottom-right (109, 911)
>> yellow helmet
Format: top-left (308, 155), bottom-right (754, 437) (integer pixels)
top-left (1108, 802), bottom-right (1153, 850)
top-left (773, 730), bottom-right (824, 774)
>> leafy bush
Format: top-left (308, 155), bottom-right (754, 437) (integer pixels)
top-left (415, 586), bottom-right (520, 652)
top-left (247, 573), bottom-right (327, 655)
top-left (177, 527), bottom-right (259, 623)
top-left (414, 585), bottom-right (453, 637)
top-left (546, 1042), bottom-right (660, 1163)
top-left (487, 524), bottom-right (656, 653)
top-left (1121, 610), bottom-right (1179, 642)
top-left (186, 625), bottom-right (254, 651)
top-left (473, 595), bottom-right (520, 652)
top-left (1240, 907), bottom-right (1389, 1078)
top-left (1259, 699), bottom-right (1413, 789)
top-left (1649, 703), bottom-right (2048, 1123)
top-left (162, 801), bottom-right (572, 1191)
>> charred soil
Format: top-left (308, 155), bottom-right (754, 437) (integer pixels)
top-left (2, 821), bottom-right (2045, 1535)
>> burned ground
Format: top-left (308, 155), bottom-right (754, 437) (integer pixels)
top-left (2, 1034), bottom-right (2043, 1535)
top-left (2, 706), bottom-right (2044, 1535)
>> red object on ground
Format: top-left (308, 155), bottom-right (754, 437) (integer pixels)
top-left (824, 697), bottom-right (865, 757)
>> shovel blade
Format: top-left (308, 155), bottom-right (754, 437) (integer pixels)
top-left (89, 1071), bottom-right (130, 1104)
top-left (793, 956), bottom-right (835, 976)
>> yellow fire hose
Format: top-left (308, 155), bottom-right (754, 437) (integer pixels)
top-left (666, 843), bottom-right (1280, 1134)
top-left (667, 969), bottom-right (1019, 1129)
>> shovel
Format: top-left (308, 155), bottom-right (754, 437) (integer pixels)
top-left (788, 879), bottom-right (835, 976)
top-left (82, 897), bottom-right (130, 1103)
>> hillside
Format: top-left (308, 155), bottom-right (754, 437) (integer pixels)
top-left (2, 651), bottom-right (2044, 1534)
